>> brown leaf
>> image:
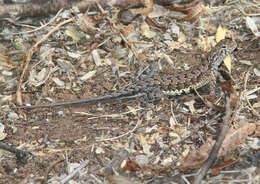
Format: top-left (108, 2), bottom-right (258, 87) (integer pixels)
top-left (169, 1), bottom-right (206, 23)
top-left (123, 160), bottom-right (141, 172)
top-left (179, 120), bottom-right (256, 170)
top-left (120, 24), bottom-right (135, 37)
top-left (169, 1), bottom-right (200, 14)
top-left (219, 121), bottom-right (256, 156)
top-left (178, 138), bottom-right (214, 170)
top-left (131, 0), bottom-right (153, 16)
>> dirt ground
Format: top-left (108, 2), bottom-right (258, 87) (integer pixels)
top-left (0, 1), bottom-right (260, 184)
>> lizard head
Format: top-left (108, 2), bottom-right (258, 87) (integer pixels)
top-left (218, 38), bottom-right (237, 53)
top-left (208, 38), bottom-right (237, 68)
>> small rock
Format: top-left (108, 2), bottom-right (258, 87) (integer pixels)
top-left (8, 112), bottom-right (19, 119)
top-left (2, 70), bottom-right (13, 76)
top-left (57, 111), bottom-right (63, 116)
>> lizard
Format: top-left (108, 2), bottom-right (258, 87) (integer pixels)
top-left (18, 38), bottom-right (237, 109)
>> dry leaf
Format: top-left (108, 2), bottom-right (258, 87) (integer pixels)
top-left (216, 25), bottom-right (227, 42)
top-left (253, 102), bottom-right (260, 108)
top-left (246, 16), bottom-right (260, 37)
top-left (141, 22), bottom-right (156, 38)
top-left (123, 160), bottom-right (141, 172)
top-left (169, 1), bottom-right (206, 23)
top-left (91, 49), bottom-right (102, 66)
top-left (254, 68), bottom-right (260, 77)
top-left (138, 134), bottom-right (152, 155)
top-left (106, 175), bottom-right (133, 184)
top-left (131, 0), bottom-right (153, 16)
top-left (219, 121), bottom-right (256, 156)
top-left (120, 24), bottom-right (134, 37)
top-left (178, 139), bottom-right (213, 170)
top-left (179, 120), bottom-right (256, 170)
top-left (65, 28), bottom-right (84, 41)
top-left (0, 123), bottom-right (7, 141)
top-left (52, 77), bottom-right (64, 87)
top-left (79, 70), bottom-right (96, 81)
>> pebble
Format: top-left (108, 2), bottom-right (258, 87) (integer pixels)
top-left (8, 112), bottom-right (19, 119)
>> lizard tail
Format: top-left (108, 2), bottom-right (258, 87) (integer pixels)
top-left (18, 92), bottom-right (145, 109)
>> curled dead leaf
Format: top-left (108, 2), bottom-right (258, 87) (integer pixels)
top-left (169, 1), bottom-right (206, 23)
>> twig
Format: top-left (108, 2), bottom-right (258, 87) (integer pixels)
top-left (0, 53), bottom-right (19, 69)
top-left (194, 96), bottom-right (232, 184)
top-left (235, 6), bottom-right (260, 16)
top-left (16, 18), bottom-right (74, 105)
top-left (74, 107), bottom-right (144, 119)
top-left (0, 142), bottom-right (30, 164)
top-left (96, 118), bottom-right (141, 142)
top-left (59, 160), bottom-right (89, 184)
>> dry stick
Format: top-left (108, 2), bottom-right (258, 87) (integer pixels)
top-left (74, 107), bottom-right (144, 119)
top-left (194, 96), bottom-right (232, 184)
top-left (235, 6), bottom-right (260, 16)
top-left (16, 17), bottom-right (74, 105)
top-left (59, 159), bottom-right (89, 184)
top-left (96, 118), bottom-right (141, 142)
top-left (0, 142), bottom-right (30, 164)
top-left (0, 53), bottom-right (19, 69)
